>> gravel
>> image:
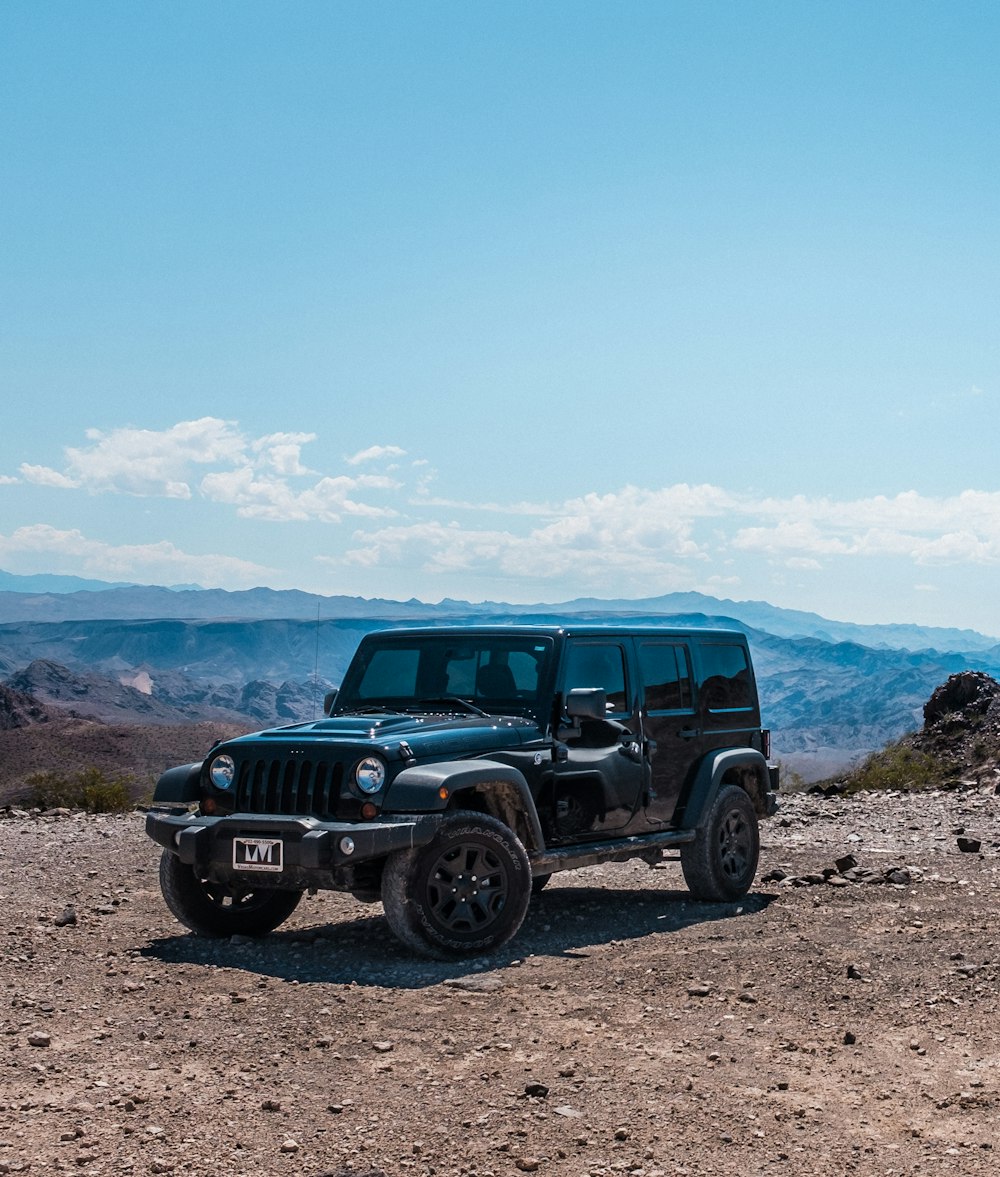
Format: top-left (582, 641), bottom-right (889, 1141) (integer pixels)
top-left (1, 783), bottom-right (999, 1176)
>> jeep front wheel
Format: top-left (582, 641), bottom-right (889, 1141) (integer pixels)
top-left (159, 851), bottom-right (302, 937)
top-left (381, 811), bottom-right (531, 958)
top-left (680, 784), bottom-right (759, 901)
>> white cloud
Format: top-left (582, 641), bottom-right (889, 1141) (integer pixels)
top-left (336, 484), bottom-right (1000, 601)
top-left (31, 417), bottom-right (246, 498)
top-left (345, 445), bottom-right (406, 466)
top-left (251, 432), bottom-right (317, 476)
top-left (200, 470), bottom-right (401, 522)
top-left (16, 419), bottom-right (411, 521)
top-left (15, 418), bottom-right (1000, 606)
top-left (19, 464), bottom-right (81, 489)
top-left (0, 524), bottom-right (272, 587)
top-left (342, 486), bottom-right (720, 597)
top-left (785, 557), bottom-right (823, 571)
top-left (732, 490), bottom-right (1000, 565)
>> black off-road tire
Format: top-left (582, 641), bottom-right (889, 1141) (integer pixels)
top-left (680, 784), bottom-right (760, 901)
top-left (382, 810), bottom-right (531, 959)
top-left (159, 851), bottom-right (302, 937)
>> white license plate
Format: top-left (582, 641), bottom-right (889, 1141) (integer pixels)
top-left (233, 837), bottom-right (283, 873)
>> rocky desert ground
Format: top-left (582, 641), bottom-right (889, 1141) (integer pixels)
top-left (2, 778), bottom-right (999, 1177)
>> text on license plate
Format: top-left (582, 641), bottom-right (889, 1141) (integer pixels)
top-left (233, 837), bottom-right (283, 872)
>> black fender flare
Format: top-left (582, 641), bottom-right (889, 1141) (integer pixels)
top-left (678, 749), bottom-right (771, 829)
top-left (152, 762), bottom-right (203, 804)
top-left (384, 759), bottom-right (545, 853)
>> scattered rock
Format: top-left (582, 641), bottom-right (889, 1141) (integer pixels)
top-left (808, 781), bottom-right (847, 798)
top-left (443, 975), bottom-right (504, 994)
top-left (957, 836), bottom-right (982, 854)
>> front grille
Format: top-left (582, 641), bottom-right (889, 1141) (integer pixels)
top-left (233, 756), bottom-right (345, 818)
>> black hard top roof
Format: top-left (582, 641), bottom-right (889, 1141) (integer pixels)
top-left (362, 623), bottom-right (747, 641)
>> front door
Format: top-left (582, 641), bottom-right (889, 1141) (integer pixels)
top-left (551, 639), bottom-right (645, 837)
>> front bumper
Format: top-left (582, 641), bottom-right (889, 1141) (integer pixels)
top-left (145, 808), bottom-right (442, 889)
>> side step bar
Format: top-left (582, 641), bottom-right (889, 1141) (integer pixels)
top-left (531, 827), bottom-right (696, 878)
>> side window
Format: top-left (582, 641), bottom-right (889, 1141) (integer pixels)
top-left (638, 643), bottom-right (692, 711)
top-left (699, 643), bottom-right (753, 711)
top-left (563, 642), bottom-right (628, 715)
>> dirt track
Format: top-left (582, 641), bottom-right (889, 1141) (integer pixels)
top-left (2, 784), bottom-right (999, 1176)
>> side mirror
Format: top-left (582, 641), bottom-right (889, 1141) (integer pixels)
top-left (323, 689), bottom-right (338, 716)
top-left (566, 687), bottom-right (607, 721)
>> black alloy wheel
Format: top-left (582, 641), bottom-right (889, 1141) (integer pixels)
top-left (381, 811), bottom-right (531, 958)
top-left (159, 851), bottom-right (302, 937)
top-left (680, 784), bottom-right (760, 902)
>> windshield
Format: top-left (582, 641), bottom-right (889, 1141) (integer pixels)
top-left (336, 634), bottom-right (555, 718)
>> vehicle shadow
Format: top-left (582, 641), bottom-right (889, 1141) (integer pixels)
top-left (141, 884), bottom-right (776, 991)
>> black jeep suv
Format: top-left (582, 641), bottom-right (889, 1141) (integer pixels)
top-left (146, 625), bottom-right (777, 958)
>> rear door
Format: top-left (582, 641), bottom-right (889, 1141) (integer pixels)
top-left (636, 639), bottom-right (699, 826)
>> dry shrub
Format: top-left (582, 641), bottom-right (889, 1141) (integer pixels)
top-left (844, 742), bottom-right (944, 794)
top-left (20, 767), bottom-right (138, 813)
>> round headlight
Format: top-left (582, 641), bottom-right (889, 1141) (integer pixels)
top-left (208, 754), bottom-right (236, 790)
top-left (354, 756), bottom-right (386, 794)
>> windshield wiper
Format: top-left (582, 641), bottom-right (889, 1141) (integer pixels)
top-left (413, 697), bottom-right (490, 717)
top-left (338, 705), bottom-right (408, 716)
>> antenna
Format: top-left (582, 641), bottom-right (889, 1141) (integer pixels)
top-left (313, 599), bottom-right (322, 719)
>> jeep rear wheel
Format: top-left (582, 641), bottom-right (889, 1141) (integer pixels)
top-left (381, 811), bottom-right (531, 959)
top-left (680, 784), bottom-right (759, 901)
top-left (159, 851), bottom-right (302, 937)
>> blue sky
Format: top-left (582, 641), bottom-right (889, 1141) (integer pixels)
top-left (2, 1), bottom-right (999, 635)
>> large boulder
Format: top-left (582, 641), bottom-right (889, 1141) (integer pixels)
top-left (923, 671), bottom-right (1000, 727)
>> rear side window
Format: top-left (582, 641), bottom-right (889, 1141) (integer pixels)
top-left (699, 644), bottom-right (753, 711)
top-left (638, 643), bottom-right (692, 711)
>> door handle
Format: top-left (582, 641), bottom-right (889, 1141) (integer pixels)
top-left (618, 737), bottom-right (643, 762)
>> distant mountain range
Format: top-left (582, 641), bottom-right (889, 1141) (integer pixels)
top-left (2, 572), bottom-right (998, 784)
top-left (0, 570), bottom-right (203, 594)
top-left (0, 572), bottom-right (996, 652)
